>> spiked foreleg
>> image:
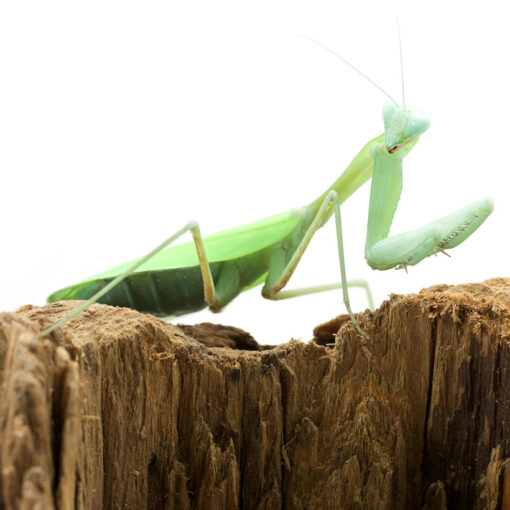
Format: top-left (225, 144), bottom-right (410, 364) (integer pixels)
top-left (364, 148), bottom-right (493, 271)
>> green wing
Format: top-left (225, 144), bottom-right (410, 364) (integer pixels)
top-left (85, 210), bottom-right (302, 281)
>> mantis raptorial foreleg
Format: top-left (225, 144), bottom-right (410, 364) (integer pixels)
top-left (365, 197), bottom-right (493, 270)
top-left (364, 142), bottom-right (493, 271)
top-left (262, 190), bottom-right (371, 339)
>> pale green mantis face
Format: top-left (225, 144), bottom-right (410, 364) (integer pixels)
top-left (382, 102), bottom-right (430, 153)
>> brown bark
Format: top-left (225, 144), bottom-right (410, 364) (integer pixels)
top-left (2, 278), bottom-right (510, 509)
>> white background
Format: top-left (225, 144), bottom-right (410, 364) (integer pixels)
top-left (0, 1), bottom-right (507, 344)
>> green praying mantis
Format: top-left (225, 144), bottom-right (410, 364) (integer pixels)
top-left (39, 37), bottom-right (494, 340)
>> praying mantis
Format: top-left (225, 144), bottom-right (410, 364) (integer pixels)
top-left (40, 38), bottom-right (493, 340)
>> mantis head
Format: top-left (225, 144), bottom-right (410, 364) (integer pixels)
top-left (300, 33), bottom-right (430, 154)
top-left (382, 103), bottom-right (430, 153)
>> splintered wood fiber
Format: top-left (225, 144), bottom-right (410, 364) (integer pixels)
top-left (2, 278), bottom-right (510, 509)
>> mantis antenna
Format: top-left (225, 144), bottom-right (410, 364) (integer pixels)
top-left (396, 19), bottom-right (406, 107)
top-left (298, 33), bottom-right (399, 106)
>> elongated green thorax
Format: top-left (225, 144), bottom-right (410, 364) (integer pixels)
top-left (307, 134), bottom-right (384, 225)
top-left (322, 134), bottom-right (383, 205)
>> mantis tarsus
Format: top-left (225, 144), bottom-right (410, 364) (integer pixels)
top-left (40, 38), bottom-right (494, 340)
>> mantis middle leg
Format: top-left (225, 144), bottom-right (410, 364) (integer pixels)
top-left (262, 190), bottom-right (371, 339)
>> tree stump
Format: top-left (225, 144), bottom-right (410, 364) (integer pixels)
top-left (2, 278), bottom-right (510, 509)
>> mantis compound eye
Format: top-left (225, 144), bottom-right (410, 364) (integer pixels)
top-left (382, 102), bottom-right (397, 125)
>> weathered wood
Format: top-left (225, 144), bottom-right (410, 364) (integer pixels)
top-left (2, 278), bottom-right (510, 509)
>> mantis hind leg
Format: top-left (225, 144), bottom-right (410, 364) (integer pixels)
top-left (38, 220), bottom-right (222, 337)
top-left (262, 190), bottom-right (370, 339)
